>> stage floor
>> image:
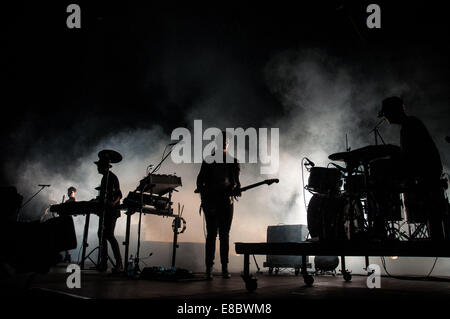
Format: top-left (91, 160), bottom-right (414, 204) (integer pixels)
top-left (26, 264), bottom-right (450, 300)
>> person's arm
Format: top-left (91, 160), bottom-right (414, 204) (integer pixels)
top-left (233, 161), bottom-right (241, 197)
top-left (112, 175), bottom-right (122, 206)
top-left (195, 162), bottom-right (207, 193)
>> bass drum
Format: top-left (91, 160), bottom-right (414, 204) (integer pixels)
top-left (307, 167), bottom-right (342, 195)
top-left (307, 194), bottom-right (347, 241)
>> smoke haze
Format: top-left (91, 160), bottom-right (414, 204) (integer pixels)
top-left (3, 2), bottom-right (449, 274)
top-left (8, 47), bottom-right (449, 274)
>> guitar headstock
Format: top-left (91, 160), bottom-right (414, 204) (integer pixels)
top-left (264, 179), bottom-right (279, 185)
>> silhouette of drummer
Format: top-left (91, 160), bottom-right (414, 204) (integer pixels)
top-left (379, 96), bottom-right (447, 240)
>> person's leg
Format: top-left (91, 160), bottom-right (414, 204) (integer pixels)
top-left (64, 250), bottom-right (71, 263)
top-left (427, 190), bottom-right (446, 241)
top-left (204, 208), bottom-right (218, 279)
top-left (97, 214), bottom-right (108, 271)
top-left (218, 202), bottom-right (233, 278)
top-left (104, 216), bottom-right (123, 271)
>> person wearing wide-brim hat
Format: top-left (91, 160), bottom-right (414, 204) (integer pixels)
top-left (94, 159), bottom-right (112, 168)
top-left (94, 157), bottom-right (123, 272)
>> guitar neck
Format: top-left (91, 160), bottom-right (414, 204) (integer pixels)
top-left (239, 181), bottom-right (269, 193)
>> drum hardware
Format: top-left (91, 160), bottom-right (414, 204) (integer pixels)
top-left (322, 123), bottom-right (447, 242)
top-left (304, 156), bottom-right (366, 241)
top-left (343, 197), bottom-right (366, 240)
top-left (305, 137), bottom-right (405, 243)
top-left (369, 119), bottom-right (386, 146)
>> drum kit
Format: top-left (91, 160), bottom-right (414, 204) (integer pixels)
top-left (305, 143), bottom-right (432, 242)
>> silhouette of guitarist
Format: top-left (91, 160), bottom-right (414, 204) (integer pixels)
top-left (195, 132), bottom-right (241, 280)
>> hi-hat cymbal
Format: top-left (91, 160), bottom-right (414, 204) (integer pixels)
top-left (97, 149), bottom-right (122, 163)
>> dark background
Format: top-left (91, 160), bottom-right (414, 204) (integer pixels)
top-left (2, 0), bottom-right (449, 186)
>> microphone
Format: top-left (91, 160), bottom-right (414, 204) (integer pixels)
top-left (38, 184), bottom-right (51, 187)
top-left (304, 158), bottom-right (315, 167)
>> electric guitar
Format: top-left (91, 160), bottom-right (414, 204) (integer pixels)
top-left (232, 178), bottom-right (279, 195)
top-left (195, 178), bottom-right (279, 209)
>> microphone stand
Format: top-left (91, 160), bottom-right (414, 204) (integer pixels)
top-left (18, 184), bottom-right (50, 221)
top-left (369, 119), bottom-right (386, 145)
top-left (150, 140), bottom-right (181, 175)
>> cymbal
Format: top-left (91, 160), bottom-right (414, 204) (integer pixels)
top-left (328, 151), bottom-right (351, 162)
top-left (329, 144), bottom-right (400, 163)
top-left (98, 149), bottom-right (122, 163)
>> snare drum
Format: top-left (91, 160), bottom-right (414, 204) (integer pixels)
top-left (307, 167), bottom-right (342, 195)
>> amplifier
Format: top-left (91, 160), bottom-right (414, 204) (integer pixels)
top-left (264, 224), bottom-right (309, 271)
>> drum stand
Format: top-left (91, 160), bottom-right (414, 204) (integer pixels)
top-left (407, 223), bottom-right (429, 239)
top-left (344, 163), bottom-right (372, 274)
